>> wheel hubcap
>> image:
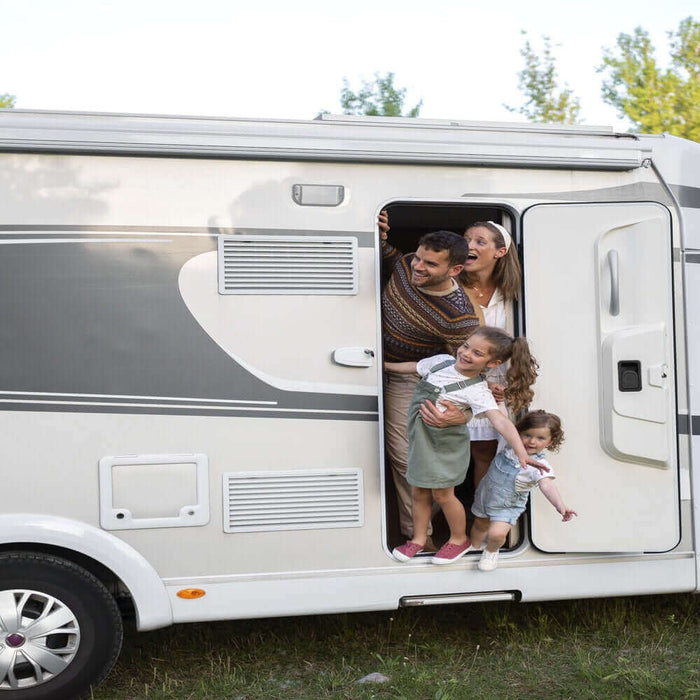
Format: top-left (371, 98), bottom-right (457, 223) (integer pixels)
top-left (4, 633), bottom-right (25, 648)
top-left (0, 589), bottom-right (81, 690)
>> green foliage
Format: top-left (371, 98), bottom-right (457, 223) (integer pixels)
top-left (599, 17), bottom-right (700, 141)
top-left (506, 33), bottom-right (581, 124)
top-left (0, 93), bottom-right (15, 109)
top-left (340, 72), bottom-right (422, 118)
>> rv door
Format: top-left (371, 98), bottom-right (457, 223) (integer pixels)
top-left (522, 202), bottom-right (679, 552)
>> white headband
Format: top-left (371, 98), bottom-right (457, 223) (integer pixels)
top-left (487, 221), bottom-right (512, 252)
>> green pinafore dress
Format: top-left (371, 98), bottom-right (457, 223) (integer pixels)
top-left (406, 359), bottom-right (483, 489)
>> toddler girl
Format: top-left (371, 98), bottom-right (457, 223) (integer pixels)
top-left (471, 410), bottom-right (577, 571)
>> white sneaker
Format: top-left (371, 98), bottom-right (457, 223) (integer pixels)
top-left (477, 549), bottom-right (499, 571)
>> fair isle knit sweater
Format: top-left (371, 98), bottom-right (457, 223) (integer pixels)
top-left (382, 243), bottom-right (481, 363)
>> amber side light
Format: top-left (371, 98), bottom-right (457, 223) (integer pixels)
top-left (177, 588), bottom-right (206, 599)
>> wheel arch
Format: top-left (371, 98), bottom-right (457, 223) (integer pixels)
top-left (0, 514), bottom-right (172, 631)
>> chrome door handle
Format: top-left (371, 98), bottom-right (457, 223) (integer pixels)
top-left (608, 249), bottom-right (620, 316)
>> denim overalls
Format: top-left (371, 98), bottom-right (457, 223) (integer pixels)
top-left (472, 449), bottom-right (546, 524)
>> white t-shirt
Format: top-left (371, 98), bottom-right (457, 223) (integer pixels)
top-left (498, 446), bottom-right (555, 492)
top-left (416, 354), bottom-right (498, 416)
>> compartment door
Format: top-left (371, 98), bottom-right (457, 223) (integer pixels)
top-left (522, 203), bottom-right (679, 552)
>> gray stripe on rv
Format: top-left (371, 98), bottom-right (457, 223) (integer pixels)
top-left (463, 182), bottom-right (675, 206)
top-left (0, 225), bottom-right (376, 247)
top-left (0, 232), bottom-right (377, 419)
top-left (671, 185), bottom-right (700, 208)
top-left (677, 414), bottom-right (700, 435)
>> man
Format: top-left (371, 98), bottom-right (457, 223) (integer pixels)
top-left (381, 214), bottom-right (483, 539)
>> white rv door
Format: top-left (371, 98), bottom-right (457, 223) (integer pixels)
top-left (522, 202), bottom-right (679, 552)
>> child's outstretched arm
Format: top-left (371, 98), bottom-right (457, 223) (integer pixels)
top-left (538, 478), bottom-right (577, 521)
top-left (384, 361), bottom-right (418, 374)
top-left (482, 409), bottom-right (550, 473)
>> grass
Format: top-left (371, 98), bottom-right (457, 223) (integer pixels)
top-left (94, 593), bottom-right (700, 699)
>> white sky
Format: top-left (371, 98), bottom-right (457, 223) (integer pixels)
top-left (2, 0), bottom-right (697, 128)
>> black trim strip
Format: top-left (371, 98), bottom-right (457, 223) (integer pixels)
top-left (685, 253), bottom-right (700, 264)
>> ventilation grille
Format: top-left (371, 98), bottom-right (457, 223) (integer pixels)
top-left (218, 235), bottom-right (358, 295)
top-left (223, 468), bottom-right (364, 533)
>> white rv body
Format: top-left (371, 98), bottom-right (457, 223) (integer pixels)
top-left (0, 110), bottom-right (698, 697)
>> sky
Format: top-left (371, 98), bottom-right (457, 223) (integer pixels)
top-left (2, 0), bottom-right (698, 129)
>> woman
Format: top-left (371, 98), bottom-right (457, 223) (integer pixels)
top-left (459, 221), bottom-right (523, 487)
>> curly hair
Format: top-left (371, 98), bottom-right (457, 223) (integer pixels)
top-left (516, 410), bottom-right (565, 452)
top-left (470, 326), bottom-right (539, 416)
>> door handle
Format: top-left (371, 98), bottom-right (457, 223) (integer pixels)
top-left (607, 249), bottom-right (620, 316)
top-left (333, 347), bottom-right (375, 367)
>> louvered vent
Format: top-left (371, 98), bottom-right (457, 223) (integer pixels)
top-left (223, 468), bottom-right (364, 533)
top-left (218, 235), bottom-right (358, 295)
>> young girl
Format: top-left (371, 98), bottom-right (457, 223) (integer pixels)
top-left (384, 326), bottom-right (546, 565)
top-left (471, 410), bottom-right (577, 572)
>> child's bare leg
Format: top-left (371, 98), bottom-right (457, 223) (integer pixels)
top-left (432, 487), bottom-right (468, 545)
top-left (485, 521), bottom-right (511, 552)
top-left (471, 440), bottom-right (498, 489)
top-left (469, 517), bottom-right (491, 548)
top-left (410, 487), bottom-right (432, 546)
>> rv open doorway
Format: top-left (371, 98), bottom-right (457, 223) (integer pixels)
top-left (378, 202), bottom-right (520, 552)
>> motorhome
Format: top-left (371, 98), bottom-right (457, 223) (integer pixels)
top-left (0, 109), bottom-right (698, 699)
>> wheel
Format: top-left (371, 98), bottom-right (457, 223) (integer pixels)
top-left (0, 552), bottom-right (123, 700)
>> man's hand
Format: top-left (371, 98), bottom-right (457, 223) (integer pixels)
top-left (419, 399), bottom-right (468, 427)
top-left (378, 210), bottom-right (390, 240)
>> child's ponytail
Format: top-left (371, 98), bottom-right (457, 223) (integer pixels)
top-left (469, 327), bottom-right (539, 415)
top-left (504, 337), bottom-right (539, 416)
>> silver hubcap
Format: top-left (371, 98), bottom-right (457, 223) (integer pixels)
top-left (0, 589), bottom-right (80, 690)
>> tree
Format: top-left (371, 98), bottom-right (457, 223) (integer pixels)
top-left (339, 72), bottom-right (422, 117)
top-left (506, 33), bottom-right (581, 124)
top-left (0, 93), bottom-right (15, 109)
top-left (599, 17), bottom-right (700, 141)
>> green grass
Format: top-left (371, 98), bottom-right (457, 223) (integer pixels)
top-left (95, 594), bottom-right (700, 699)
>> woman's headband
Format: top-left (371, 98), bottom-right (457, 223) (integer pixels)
top-left (487, 221), bottom-right (512, 252)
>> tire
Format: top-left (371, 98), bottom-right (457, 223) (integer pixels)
top-left (0, 552), bottom-right (123, 700)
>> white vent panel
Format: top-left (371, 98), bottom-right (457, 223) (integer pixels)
top-left (218, 235), bottom-right (358, 295)
top-left (223, 468), bottom-right (364, 532)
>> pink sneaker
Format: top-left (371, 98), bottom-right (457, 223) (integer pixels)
top-left (392, 541), bottom-right (425, 562)
top-left (432, 540), bottom-right (471, 565)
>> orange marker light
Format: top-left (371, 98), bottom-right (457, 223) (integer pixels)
top-left (177, 588), bottom-right (206, 599)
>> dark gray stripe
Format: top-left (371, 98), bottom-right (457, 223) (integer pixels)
top-left (671, 185), bottom-right (700, 209)
top-left (0, 226), bottom-right (376, 247)
top-left (0, 401), bottom-right (378, 422)
top-left (0, 232), bottom-right (378, 418)
top-left (677, 414), bottom-right (700, 435)
top-left (685, 253), bottom-right (700, 264)
top-left (462, 182), bottom-right (673, 205)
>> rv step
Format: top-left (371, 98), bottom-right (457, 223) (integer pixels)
top-left (400, 591), bottom-right (516, 607)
